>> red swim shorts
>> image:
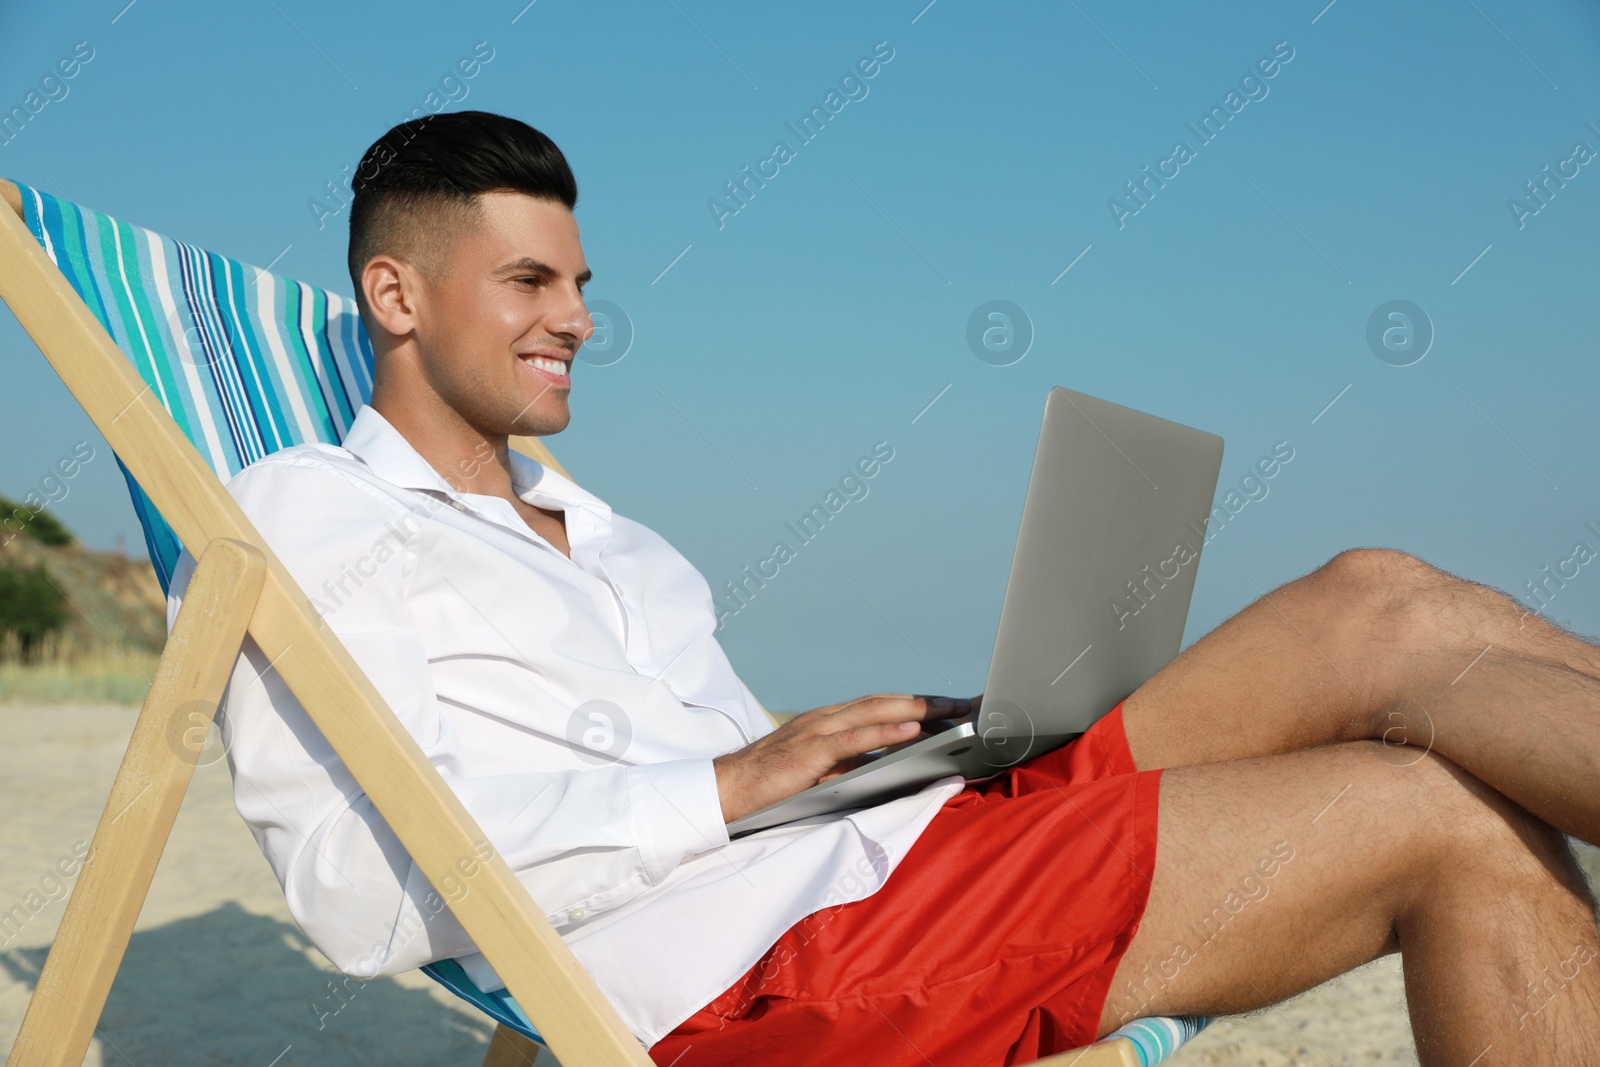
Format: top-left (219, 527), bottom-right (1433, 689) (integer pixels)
top-left (649, 701), bottom-right (1162, 1066)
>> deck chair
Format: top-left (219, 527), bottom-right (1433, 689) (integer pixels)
top-left (0, 177), bottom-right (1210, 1067)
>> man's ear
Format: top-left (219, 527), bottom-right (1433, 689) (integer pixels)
top-left (361, 254), bottom-right (424, 339)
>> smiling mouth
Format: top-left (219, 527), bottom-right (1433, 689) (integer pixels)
top-left (518, 353), bottom-right (572, 388)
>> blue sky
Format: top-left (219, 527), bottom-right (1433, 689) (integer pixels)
top-left (3, 0), bottom-right (1598, 710)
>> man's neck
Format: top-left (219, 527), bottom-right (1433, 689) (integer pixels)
top-left (371, 393), bottom-right (514, 499)
top-left (369, 390), bottom-right (573, 560)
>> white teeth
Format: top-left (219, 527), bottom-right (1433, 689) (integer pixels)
top-left (524, 355), bottom-right (568, 375)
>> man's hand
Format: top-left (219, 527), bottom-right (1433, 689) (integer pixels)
top-left (713, 694), bottom-right (972, 823)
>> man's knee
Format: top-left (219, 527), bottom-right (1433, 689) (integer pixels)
top-left (1314, 548), bottom-right (1440, 604)
top-left (1311, 548), bottom-right (1478, 656)
top-left (1370, 746), bottom-right (1582, 901)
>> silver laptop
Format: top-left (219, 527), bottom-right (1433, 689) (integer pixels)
top-left (727, 386), bottom-right (1225, 837)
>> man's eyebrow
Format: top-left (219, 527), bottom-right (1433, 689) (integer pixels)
top-left (499, 257), bottom-right (593, 287)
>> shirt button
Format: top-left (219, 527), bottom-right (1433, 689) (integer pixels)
top-left (681, 852), bottom-right (694, 863)
top-left (567, 907), bottom-right (586, 921)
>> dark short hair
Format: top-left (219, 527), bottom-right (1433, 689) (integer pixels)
top-left (346, 110), bottom-right (578, 305)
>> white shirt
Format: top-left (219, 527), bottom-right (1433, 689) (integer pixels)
top-left (166, 405), bottom-right (962, 1046)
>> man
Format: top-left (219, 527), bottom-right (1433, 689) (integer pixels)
top-left (170, 111), bottom-right (1600, 1064)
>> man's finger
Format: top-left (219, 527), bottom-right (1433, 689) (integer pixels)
top-left (832, 693), bottom-right (970, 726)
top-left (914, 693), bottom-right (974, 718)
top-left (828, 719), bottom-right (922, 760)
top-left (826, 694), bottom-right (921, 728)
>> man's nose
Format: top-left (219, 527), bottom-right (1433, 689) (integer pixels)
top-left (553, 290), bottom-right (593, 345)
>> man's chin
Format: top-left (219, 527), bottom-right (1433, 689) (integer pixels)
top-left (510, 403), bottom-right (571, 439)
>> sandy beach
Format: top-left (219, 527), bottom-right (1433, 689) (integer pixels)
top-left (2, 703), bottom-right (1595, 1066)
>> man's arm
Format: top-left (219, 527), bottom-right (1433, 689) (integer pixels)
top-left (169, 456), bottom-right (730, 977)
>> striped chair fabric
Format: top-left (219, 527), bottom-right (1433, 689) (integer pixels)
top-left (1103, 1015), bottom-right (1212, 1066)
top-left (10, 177), bottom-right (1212, 1064)
top-left (13, 179), bottom-right (373, 591)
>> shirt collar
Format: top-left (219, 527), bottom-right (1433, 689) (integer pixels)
top-left (341, 405), bottom-right (611, 521)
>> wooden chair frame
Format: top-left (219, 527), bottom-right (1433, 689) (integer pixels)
top-left (0, 180), bottom-right (1135, 1067)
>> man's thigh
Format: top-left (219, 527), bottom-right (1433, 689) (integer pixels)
top-left (1115, 563), bottom-right (1378, 772)
top-left (1116, 549), bottom-right (1462, 773)
top-left (1098, 741), bottom-right (1484, 1034)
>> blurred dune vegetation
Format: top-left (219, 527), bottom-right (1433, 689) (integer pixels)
top-left (0, 496), bottom-right (164, 704)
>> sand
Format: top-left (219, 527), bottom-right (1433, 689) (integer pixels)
top-left (2, 703), bottom-right (1596, 1066)
top-left (0, 704), bottom-right (504, 1066)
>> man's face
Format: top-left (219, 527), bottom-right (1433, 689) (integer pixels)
top-left (409, 191), bottom-right (592, 438)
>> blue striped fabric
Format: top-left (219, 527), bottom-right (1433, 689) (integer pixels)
top-left (1105, 1015), bottom-right (1212, 1065)
top-left (11, 178), bottom-right (373, 594)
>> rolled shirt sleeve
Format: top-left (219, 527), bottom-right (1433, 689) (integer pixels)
top-left (170, 454), bottom-right (731, 978)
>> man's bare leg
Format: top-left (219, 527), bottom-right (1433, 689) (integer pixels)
top-left (1097, 742), bottom-right (1600, 1064)
top-left (1120, 548), bottom-right (1600, 842)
